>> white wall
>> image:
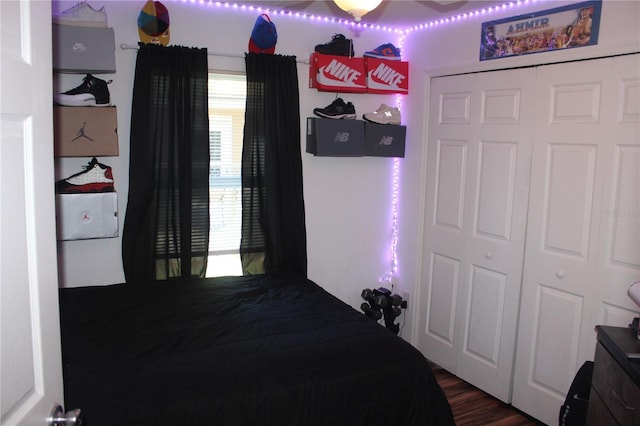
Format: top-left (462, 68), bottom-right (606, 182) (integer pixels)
top-left (398, 0), bottom-right (640, 342)
top-left (53, 1), bottom-right (409, 318)
top-left (54, 0), bottom-right (640, 342)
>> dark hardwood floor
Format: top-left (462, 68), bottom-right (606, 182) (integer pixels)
top-left (433, 367), bottom-right (546, 426)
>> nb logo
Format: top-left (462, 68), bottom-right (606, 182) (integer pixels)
top-left (334, 132), bottom-right (350, 143)
top-left (379, 136), bottom-right (393, 146)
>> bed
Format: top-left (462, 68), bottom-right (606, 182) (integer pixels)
top-left (58, 272), bottom-right (454, 425)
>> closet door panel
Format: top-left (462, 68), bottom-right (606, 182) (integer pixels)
top-left (543, 143), bottom-right (598, 260)
top-left (419, 74), bottom-right (476, 374)
top-left (593, 54), bottom-right (640, 326)
top-left (419, 69), bottom-right (534, 403)
top-left (455, 70), bottom-right (534, 402)
top-left (513, 54), bottom-right (640, 425)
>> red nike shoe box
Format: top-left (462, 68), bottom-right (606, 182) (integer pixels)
top-left (364, 58), bottom-right (409, 94)
top-left (54, 106), bottom-right (118, 157)
top-left (309, 53), bottom-right (367, 93)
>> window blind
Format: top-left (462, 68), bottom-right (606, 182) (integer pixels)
top-left (208, 73), bottom-right (245, 255)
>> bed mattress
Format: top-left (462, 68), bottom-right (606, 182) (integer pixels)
top-left (59, 273), bottom-right (453, 425)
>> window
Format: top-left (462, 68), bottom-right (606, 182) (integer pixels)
top-left (206, 72), bottom-right (245, 277)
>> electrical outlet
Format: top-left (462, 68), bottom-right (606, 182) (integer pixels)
top-left (402, 291), bottom-right (410, 309)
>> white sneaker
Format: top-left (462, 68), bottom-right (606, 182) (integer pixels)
top-left (363, 104), bottom-right (401, 125)
top-left (53, 1), bottom-right (108, 28)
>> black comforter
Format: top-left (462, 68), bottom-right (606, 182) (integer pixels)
top-left (59, 273), bottom-right (453, 425)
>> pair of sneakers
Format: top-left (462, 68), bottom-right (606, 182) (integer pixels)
top-left (314, 34), bottom-right (401, 61)
top-left (314, 99), bottom-right (401, 125)
top-left (56, 157), bottom-right (115, 194)
top-left (53, 1), bottom-right (108, 28)
top-left (55, 74), bottom-right (112, 107)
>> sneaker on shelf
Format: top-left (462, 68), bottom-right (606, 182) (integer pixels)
top-left (313, 98), bottom-right (356, 119)
top-left (54, 74), bottom-right (111, 107)
top-left (53, 1), bottom-right (108, 28)
top-left (363, 104), bottom-right (401, 125)
top-left (314, 34), bottom-right (354, 57)
top-left (56, 157), bottom-right (115, 194)
top-left (363, 43), bottom-right (401, 61)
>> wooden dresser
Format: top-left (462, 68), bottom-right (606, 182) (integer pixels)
top-left (586, 326), bottom-right (640, 426)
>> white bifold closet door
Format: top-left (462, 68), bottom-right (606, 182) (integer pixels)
top-left (417, 68), bottom-right (535, 403)
top-left (511, 54), bottom-right (640, 426)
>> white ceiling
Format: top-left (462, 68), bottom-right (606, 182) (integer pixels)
top-left (235, 0), bottom-right (507, 29)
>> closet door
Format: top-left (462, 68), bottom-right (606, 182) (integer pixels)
top-left (417, 68), bottom-right (534, 402)
top-left (512, 54), bottom-right (640, 426)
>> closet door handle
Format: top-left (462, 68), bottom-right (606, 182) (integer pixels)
top-left (556, 270), bottom-right (565, 279)
top-left (485, 251), bottom-right (493, 259)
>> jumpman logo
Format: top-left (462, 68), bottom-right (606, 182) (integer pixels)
top-left (72, 122), bottom-right (94, 142)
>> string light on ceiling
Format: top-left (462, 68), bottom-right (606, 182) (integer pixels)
top-left (178, 1), bottom-right (546, 34)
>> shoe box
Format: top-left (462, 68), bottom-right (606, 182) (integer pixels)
top-left (307, 118), bottom-right (406, 158)
top-left (364, 122), bottom-right (406, 158)
top-left (54, 106), bottom-right (118, 157)
top-left (306, 117), bottom-right (365, 156)
top-left (309, 53), bottom-right (367, 93)
top-left (364, 58), bottom-right (409, 95)
top-left (309, 53), bottom-right (409, 95)
top-left (56, 192), bottom-right (118, 241)
top-left (52, 24), bottom-right (116, 74)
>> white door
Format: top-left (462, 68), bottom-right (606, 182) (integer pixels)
top-left (417, 67), bottom-right (535, 402)
top-left (1, 1), bottom-right (65, 425)
top-left (511, 54), bottom-right (640, 425)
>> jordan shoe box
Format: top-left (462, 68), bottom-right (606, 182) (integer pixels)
top-left (364, 58), bottom-right (409, 95)
top-left (52, 24), bottom-right (116, 74)
top-left (364, 122), bottom-right (406, 158)
top-left (56, 192), bottom-right (118, 241)
top-left (306, 117), bottom-right (365, 157)
top-left (309, 53), bottom-right (367, 93)
top-left (54, 106), bottom-right (118, 157)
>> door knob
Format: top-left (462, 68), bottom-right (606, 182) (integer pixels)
top-left (556, 270), bottom-right (565, 279)
top-left (49, 404), bottom-right (82, 426)
top-left (484, 251), bottom-right (493, 259)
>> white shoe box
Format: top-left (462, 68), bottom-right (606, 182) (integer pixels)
top-left (56, 192), bottom-right (118, 241)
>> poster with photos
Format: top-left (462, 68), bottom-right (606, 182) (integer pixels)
top-left (480, 1), bottom-right (601, 61)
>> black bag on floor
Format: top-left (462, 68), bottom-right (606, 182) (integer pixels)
top-left (559, 361), bottom-right (594, 426)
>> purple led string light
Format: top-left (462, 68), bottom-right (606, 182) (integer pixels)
top-left (175, 0), bottom-right (546, 288)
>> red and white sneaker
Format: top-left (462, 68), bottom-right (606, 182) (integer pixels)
top-left (56, 157), bottom-right (115, 193)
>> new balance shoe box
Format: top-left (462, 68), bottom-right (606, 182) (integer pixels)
top-left (54, 106), bottom-right (118, 157)
top-left (364, 122), bottom-right (406, 158)
top-left (52, 24), bottom-right (116, 73)
top-left (365, 58), bottom-right (409, 95)
top-left (306, 117), bottom-right (365, 157)
top-left (56, 192), bottom-right (118, 241)
top-left (309, 53), bottom-right (367, 93)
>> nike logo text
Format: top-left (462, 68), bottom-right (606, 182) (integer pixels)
top-left (324, 59), bottom-right (362, 84)
top-left (371, 63), bottom-right (405, 87)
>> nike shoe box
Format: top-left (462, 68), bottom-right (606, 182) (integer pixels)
top-left (56, 192), bottom-right (118, 241)
top-left (364, 122), bottom-right (406, 158)
top-left (306, 117), bottom-right (365, 157)
top-left (52, 24), bottom-right (116, 74)
top-left (309, 53), bottom-right (367, 93)
top-left (364, 58), bottom-right (409, 95)
top-left (54, 106), bottom-right (118, 157)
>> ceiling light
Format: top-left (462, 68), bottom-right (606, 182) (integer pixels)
top-left (334, 0), bottom-right (383, 22)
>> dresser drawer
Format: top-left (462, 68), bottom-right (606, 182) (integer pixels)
top-left (591, 342), bottom-right (640, 426)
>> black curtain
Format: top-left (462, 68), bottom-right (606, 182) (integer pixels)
top-left (122, 44), bottom-right (209, 283)
top-left (241, 53), bottom-right (307, 277)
